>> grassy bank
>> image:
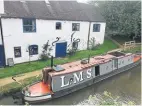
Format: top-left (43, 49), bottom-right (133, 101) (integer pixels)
top-left (111, 35), bottom-right (141, 45)
top-left (111, 36), bottom-right (132, 45)
top-left (0, 39), bottom-right (118, 79)
top-left (0, 75), bottom-right (42, 95)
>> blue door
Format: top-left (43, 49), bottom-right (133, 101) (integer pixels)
top-left (0, 45), bottom-right (5, 67)
top-left (55, 42), bottom-right (67, 57)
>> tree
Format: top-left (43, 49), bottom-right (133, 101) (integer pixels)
top-left (89, 1), bottom-right (141, 39)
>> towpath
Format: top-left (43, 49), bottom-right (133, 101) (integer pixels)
top-left (0, 70), bottom-right (41, 87)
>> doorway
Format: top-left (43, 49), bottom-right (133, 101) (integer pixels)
top-left (95, 65), bottom-right (100, 76)
top-left (55, 42), bottom-right (67, 57)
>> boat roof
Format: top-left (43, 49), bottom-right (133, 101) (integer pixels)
top-left (44, 52), bottom-right (133, 77)
top-left (48, 54), bottom-right (116, 76)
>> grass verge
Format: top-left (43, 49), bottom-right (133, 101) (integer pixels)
top-left (0, 75), bottom-right (42, 95)
top-left (0, 39), bottom-right (118, 79)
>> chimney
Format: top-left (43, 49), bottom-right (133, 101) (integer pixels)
top-left (0, 0), bottom-right (4, 15)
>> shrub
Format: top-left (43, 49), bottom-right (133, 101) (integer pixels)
top-left (39, 53), bottom-right (49, 61)
top-left (67, 48), bottom-right (76, 56)
top-left (88, 37), bottom-right (101, 50)
top-left (40, 41), bottom-right (52, 61)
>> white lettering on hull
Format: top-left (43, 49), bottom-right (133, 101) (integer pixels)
top-left (73, 71), bottom-right (83, 84)
top-left (87, 68), bottom-right (92, 78)
top-left (60, 68), bottom-right (92, 88)
top-left (61, 76), bottom-right (69, 88)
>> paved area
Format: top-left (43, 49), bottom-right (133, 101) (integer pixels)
top-left (107, 48), bottom-right (122, 53)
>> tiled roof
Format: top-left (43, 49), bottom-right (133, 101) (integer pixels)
top-left (1, 1), bottom-right (105, 22)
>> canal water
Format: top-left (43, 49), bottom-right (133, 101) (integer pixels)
top-left (0, 64), bottom-right (141, 105)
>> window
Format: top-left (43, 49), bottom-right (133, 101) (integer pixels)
top-left (114, 59), bottom-right (118, 68)
top-left (29, 45), bottom-right (38, 55)
top-left (72, 23), bottom-right (80, 31)
top-left (93, 24), bottom-right (100, 32)
top-left (56, 22), bottom-right (61, 30)
top-left (23, 19), bottom-right (36, 32)
top-left (14, 47), bottom-right (21, 58)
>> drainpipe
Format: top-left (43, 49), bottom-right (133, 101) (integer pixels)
top-left (87, 22), bottom-right (91, 49)
top-left (0, 17), bottom-right (4, 45)
top-left (0, 17), bottom-right (6, 67)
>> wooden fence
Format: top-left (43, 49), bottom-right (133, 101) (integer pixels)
top-left (123, 41), bottom-right (141, 50)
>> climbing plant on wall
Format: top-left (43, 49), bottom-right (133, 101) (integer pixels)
top-left (67, 32), bottom-right (81, 56)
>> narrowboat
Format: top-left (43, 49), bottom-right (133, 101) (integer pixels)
top-left (21, 51), bottom-right (141, 103)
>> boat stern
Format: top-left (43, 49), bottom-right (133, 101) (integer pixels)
top-left (22, 81), bottom-right (52, 103)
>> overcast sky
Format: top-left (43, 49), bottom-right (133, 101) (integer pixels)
top-left (77, 0), bottom-right (89, 3)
